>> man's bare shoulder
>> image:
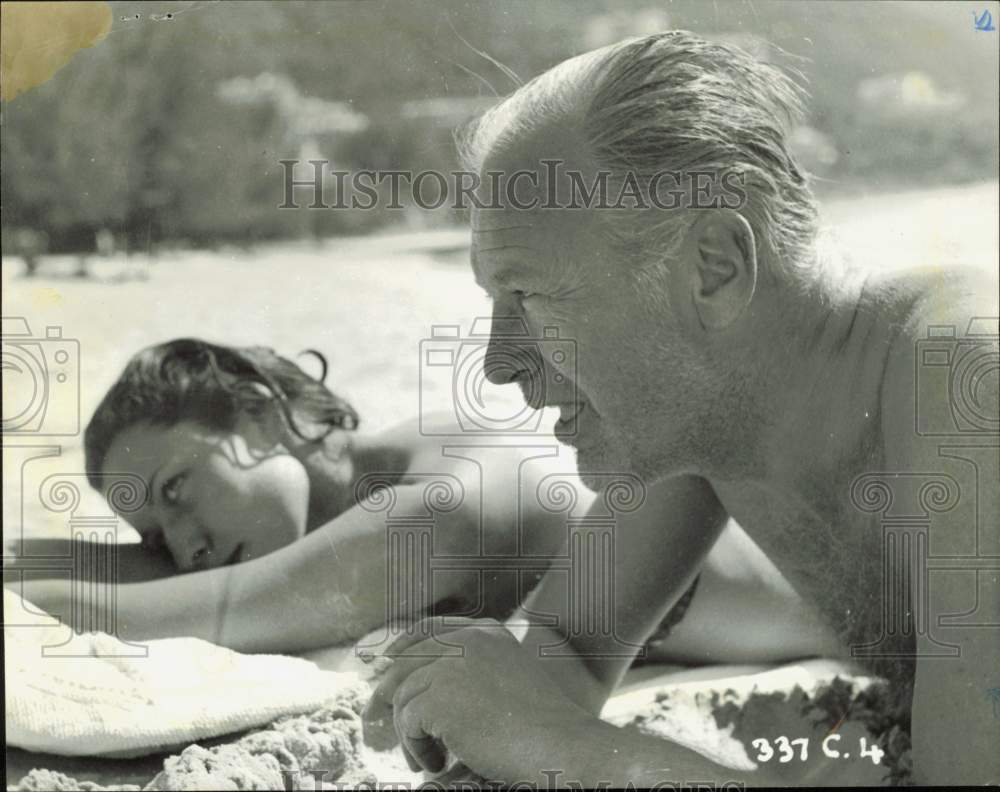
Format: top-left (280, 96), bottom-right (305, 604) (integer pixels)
top-left (877, 266), bottom-right (998, 453)
top-left (890, 265), bottom-right (996, 333)
top-left (875, 265), bottom-right (998, 562)
top-left (872, 266), bottom-right (999, 783)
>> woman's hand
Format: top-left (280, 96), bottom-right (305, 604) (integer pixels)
top-left (362, 616), bottom-right (602, 784)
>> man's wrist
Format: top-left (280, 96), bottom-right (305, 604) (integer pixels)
top-left (517, 624), bottom-right (609, 713)
top-left (530, 715), bottom-right (633, 788)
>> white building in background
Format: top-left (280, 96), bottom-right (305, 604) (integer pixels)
top-left (857, 71), bottom-right (966, 118)
top-left (217, 72), bottom-right (370, 141)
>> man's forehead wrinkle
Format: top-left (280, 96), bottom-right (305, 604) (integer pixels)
top-left (475, 244), bottom-right (535, 255)
top-left (471, 211), bottom-right (541, 232)
top-left (470, 225), bottom-right (534, 235)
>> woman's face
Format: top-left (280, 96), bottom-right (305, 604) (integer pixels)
top-left (101, 416), bottom-right (310, 571)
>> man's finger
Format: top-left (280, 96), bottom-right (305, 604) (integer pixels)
top-left (403, 733), bottom-right (448, 775)
top-left (402, 744), bottom-right (422, 773)
top-left (384, 615), bottom-right (480, 658)
top-left (361, 625), bottom-right (467, 751)
top-left (362, 618), bottom-right (506, 750)
top-left (362, 638), bottom-right (456, 749)
top-left (395, 676), bottom-right (448, 775)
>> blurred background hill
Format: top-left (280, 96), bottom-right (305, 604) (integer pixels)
top-left (2, 0), bottom-right (998, 253)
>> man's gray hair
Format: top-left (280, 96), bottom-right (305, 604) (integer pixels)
top-left (458, 31), bottom-right (819, 281)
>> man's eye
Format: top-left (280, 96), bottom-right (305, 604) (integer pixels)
top-left (161, 472), bottom-right (187, 505)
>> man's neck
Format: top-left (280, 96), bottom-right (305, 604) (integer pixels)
top-left (725, 269), bottom-right (897, 521)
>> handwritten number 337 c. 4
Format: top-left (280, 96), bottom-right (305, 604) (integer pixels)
top-left (751, 735), bottom-right (885, 765)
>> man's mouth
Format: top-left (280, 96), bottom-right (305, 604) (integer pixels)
top-left (554, 401), bottom-right (588, 440)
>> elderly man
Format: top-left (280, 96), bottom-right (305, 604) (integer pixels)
top-left (364, 31), bottom-right (999, 786)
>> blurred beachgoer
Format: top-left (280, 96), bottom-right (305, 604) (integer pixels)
top-left (11, 228), bottom-right (47, 277)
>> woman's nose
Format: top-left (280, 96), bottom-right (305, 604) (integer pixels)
top-left (162, 515), bottom-right (212, 571)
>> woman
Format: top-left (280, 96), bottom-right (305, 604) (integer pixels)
top-left (13, 338), bottom-right (837, 664)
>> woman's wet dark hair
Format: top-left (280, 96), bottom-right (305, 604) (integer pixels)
top-left (84, 339), bottom-right (359, 489)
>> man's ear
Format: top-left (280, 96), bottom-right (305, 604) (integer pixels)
top-left (689, 210), bottom-right (757, 330)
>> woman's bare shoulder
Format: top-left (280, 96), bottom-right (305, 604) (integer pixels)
top-left (369, 412), bottom-right (591, 518)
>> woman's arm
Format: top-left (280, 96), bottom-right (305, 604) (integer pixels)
top-left (22, 482), bottom-right (484, 653)
top-left (5, 538), bottom-right (177, 583)
top-left (512, 474), bottom-right (729, 714)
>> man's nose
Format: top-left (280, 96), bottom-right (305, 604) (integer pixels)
top-left (484, 340), bottom-right (548, 411)
top-left (483, 315), bottom-right (534, 382)
top-left (483, 337), bottom-right (535, 385)
top-left (162, 514), bottom-right (212, 571)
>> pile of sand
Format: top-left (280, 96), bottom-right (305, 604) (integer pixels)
top-left (11, 674), bottom-right (911, 789)
top-left (11, 684), bottom-right (417, 791)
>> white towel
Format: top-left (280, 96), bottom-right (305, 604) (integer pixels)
top-left (3, 589), bottom-right (369, 758)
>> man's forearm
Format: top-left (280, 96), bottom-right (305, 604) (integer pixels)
top-left (531, 716), bottom-right (765, 789)
top-left (511, 476), bottom-right (729, 715)
top-left (513, 622), bottom-right (614, 715)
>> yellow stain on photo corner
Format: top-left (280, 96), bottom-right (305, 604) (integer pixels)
top-left (1, 1), bottom-right (112, 102)
top-left (30, 286), bottom-right (64, 308)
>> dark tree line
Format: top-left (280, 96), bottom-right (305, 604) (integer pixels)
top-left (2, 0), bottom-right (995, 253)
